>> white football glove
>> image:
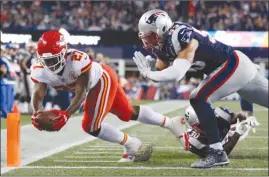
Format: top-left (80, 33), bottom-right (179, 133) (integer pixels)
top-left (235, 120), bottom-right (250, 142)
top-left (245, 116), bottom-right (260, 133)
top-left (133, 51), bottom-right (152, 78)
top-left (235, 120), bottom-right (249, 136)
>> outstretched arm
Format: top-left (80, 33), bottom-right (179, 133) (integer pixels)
top-left (66, 71), bottom-right (90, 115)
top-left (223, 120), bottom-right (249, 155)
top-left (31, 82), bottom-right (47, 112)
top-left (134, 39), bottom-right (198, 82)
top-left (223, 133), bottom-right (240, 155)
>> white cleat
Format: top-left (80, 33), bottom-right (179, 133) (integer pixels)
top-left (167, 116), bottom-right (189, 149)
top-left (118, 137), bottom-right (142, 162)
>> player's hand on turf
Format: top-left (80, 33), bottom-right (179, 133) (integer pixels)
top-left (133, 51), bottom-right (152, 78)
top-left (51, 109), bottom-right (70, 131)
top-left (31, 110), bottom-right (43, 131)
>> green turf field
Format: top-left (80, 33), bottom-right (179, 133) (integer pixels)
top-left (3, 101), bottom-right (268, 176)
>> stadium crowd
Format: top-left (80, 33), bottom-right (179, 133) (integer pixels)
top-left (1, 1), bottom-right (268, 31)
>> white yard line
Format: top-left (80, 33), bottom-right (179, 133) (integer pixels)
top-left (74, 152), bottom-right (123, 155)
top-left (1, 100), bottom-right (189, 174)
top-left (254, 108), bottom-right (268, 111)
top-left (54, 160), bottom-right (118, 163)
top-left (64, 156), bottom-right (120, 159)
top-left (77, 146), bottom-right (268, 151)
top-left (153, 147), bottom-right (269, 150)
top-left (246, 136), bottom-right (268, 139)
top-left (17, 165), bottom-right (269, 171)
top-left (79, 148), bottom-right (123, 151)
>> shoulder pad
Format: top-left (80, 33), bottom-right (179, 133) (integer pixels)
top-left (170, 24), bottom-right (193, 53)
top-left (68, 49), bottom-right (92, 74)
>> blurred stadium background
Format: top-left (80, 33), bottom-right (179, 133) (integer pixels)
top-left (0, 0), bottom-right (268, 116)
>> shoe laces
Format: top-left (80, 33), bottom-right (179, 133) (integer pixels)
top-left (200, 148), bottom-right (221, 164)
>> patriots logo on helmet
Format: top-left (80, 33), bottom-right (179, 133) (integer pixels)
top-left (185, 112), bottom-right (190, 121)
top-left (146, 12), bottom-right (164, 25)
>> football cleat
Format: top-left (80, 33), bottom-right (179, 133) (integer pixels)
top-left (118, 137), bottom-right (153, 162)
top-left (191, 148), bottom-right (229, 168)
top-left (118, 137), bottom-right (142, 162)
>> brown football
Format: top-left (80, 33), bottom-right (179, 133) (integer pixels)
top-left (35, 110), bottom-right (58, 131)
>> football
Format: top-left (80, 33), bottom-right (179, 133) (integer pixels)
top-left (35, 110), bottom-right (59, 131)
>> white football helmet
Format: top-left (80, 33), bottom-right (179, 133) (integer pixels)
top-left (185, 106), bottom-right (233, 129)
top-left (138, 9), bottom-right (173, 50)
top-left (185, 106), bottom-right (199, 127)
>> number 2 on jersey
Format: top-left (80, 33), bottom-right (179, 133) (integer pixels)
top-left (71, 50), bottom-right (84, 61)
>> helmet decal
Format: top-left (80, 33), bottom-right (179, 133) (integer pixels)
top-left (146, 12), bottom-right (164, 25)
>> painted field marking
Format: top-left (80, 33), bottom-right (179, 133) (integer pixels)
top-left (64, 156), bottom-right (120, 159)
top-left (254, 108), bottom-right (268, 111)
top-left (151, 147), bottom-right (269, 150)
top-left (246, 136), bottom-right (268, 139)
top-left (19, 166), bottom-right (269, 171)
top-left (77, 149), bottom-right (122, 151)
top-left (77, 147), bottom-right (268, 152)
top-left (74, 152), bottom-right (122, 155)
top-left (54, 160), bottom-right (118, 163)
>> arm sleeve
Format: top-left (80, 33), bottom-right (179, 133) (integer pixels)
top-left (146, 59), bottom-right (191, 82)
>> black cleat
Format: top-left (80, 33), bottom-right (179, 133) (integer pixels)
top-left (191, 148), bottom-right (229, 168)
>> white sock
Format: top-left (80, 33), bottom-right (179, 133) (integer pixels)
top-left (98, 123), bottom-right (129, 145)
top-left (137, 106), bottom-right (170, 128)
top-left (210, 142), bottom-right (223, 150)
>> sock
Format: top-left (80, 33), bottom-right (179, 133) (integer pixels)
top-left (137, 106), bottom-right (170, 128)
top-left (210, 142), bottom-right (223, 150)
top-left (190, 99), bottom-right (220, 144)
top-left (97, 123), bottom-right (129, 145)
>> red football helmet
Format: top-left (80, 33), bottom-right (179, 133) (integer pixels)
top-left (37, 30), bottom-right (67, 73)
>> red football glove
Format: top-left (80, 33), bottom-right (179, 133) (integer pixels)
top-left (51, 109), bottom-right (71, 131)
top-left (31, 110), bottom-right (43, 131)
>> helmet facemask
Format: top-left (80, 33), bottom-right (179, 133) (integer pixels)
top-left (37, 46), bottom-right (67, 74)
top-left (139, 32), bottom-right (164, 51)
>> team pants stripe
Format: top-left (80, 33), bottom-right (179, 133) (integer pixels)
top-left (194, 52), bottom-right (239, 101)
top-left (90, 72), bottom-right (110, 132)
top-left (95, 71), bottom-right (111, 131)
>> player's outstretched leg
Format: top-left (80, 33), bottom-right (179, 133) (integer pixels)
top-left (82, 122), bottom-right (145, 162)
top-left (111, 86), bottom-right (188, 149)
top-left (132, 105), bottom-right (188, 147)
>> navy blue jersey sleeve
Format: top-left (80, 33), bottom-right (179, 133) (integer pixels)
top-left (170, 24), bottom-right (194, 54)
